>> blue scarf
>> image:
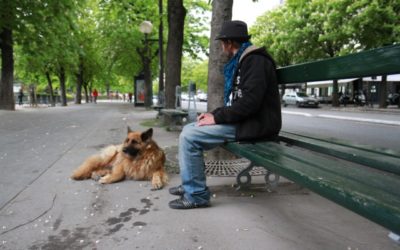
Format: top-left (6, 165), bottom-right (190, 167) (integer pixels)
top-left (223, 42), bottom-right (252, 106)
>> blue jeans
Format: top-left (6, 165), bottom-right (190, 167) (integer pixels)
top-left (178, 122), bottom-right (236, 205)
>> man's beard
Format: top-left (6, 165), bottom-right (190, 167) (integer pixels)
top-left (222, 50), bottom-right (234, 59)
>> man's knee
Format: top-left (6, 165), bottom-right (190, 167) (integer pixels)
top-left (180, 123), bottom-right (198, 143)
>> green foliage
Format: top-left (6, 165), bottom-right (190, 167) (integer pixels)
top-left (5, 1), bottom-right (79, 101)
top-left (95, 0), bottom-right (158, 88)
top-left (3, 0), bottom-right (212, 96)
top-left (181, 56), bottom-right (208, 92)
top-left (183, 0), bottom-right (211, 59)
top-left (346, 0), bottom-right (400, 49)
top-left (251, 0), bottom-right (400, 66)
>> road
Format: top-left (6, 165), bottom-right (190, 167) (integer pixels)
top-left (281, 106), bottom-right (400, 149)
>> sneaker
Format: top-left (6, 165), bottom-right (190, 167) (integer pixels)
top-left (168, 197), bottom-right (210, 209)
top-left (169, 185), bottom-right (185, 196)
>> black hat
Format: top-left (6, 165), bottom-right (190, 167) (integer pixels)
top-left (215, 20), bottom-right (251, 42)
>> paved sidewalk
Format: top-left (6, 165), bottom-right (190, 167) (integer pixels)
top-left (0, 103), bottom-right (398, 249)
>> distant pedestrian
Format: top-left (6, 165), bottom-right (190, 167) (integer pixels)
top-left (92, 89), bottom-right (98, 104)
top-left (18, 88), bottom-right (24, 106)
top-left (128, 92), bottom-right (133, 103)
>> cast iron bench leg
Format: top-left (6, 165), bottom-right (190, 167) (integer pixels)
top-left (265, 169), bottom-right (280, 190)
top-left (236, 162), bottom-right (254, 190)
top-left (235, 161), bottom-right (280, 191)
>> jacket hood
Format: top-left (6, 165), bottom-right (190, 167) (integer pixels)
top-left (239, 46), bottom-right (277, 69)
top-left (239, 45), bottom-right (260, 62)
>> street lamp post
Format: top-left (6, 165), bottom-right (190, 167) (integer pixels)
top-left (139, 21), bottom-right (154, 107)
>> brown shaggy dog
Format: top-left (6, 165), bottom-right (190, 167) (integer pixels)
top-left (71, 127), bottom-right (168, 190)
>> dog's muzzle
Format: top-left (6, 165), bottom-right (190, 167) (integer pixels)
top-left (122, 147), bottom-right (140, 157)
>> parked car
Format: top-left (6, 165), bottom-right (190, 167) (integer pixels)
top-left (196, 92), bottom-right (207, 102)
top-left (282, 92), bottom-right (319, 108)
top-left (152, 95), bottom-right (158, 105)
top-left (181, 93), bottom-right (189, 101)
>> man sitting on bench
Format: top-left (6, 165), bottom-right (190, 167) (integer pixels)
top-left (168, 20), bottom-right (282, 209)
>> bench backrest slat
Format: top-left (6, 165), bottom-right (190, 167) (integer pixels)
top-left (277, 44), bottom-right (400, 84)
top-left (279, 131), bottom-right (400, 176)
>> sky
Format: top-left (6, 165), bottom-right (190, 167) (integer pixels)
top-left (232, 0), bottom-right (282, 27)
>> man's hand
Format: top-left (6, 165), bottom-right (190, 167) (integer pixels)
top-left (197, 113), bottom-right (215, 126)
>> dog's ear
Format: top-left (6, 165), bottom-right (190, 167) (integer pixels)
top-left (141, 128), bottom-right (153, 142)
top-left (127, 126), bottom-right (133, 134)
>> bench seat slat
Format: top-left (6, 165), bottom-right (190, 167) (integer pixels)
top-left (160, 109), bottom-right (188, 116)
top-left (223, 142), bottom-right (400, 235)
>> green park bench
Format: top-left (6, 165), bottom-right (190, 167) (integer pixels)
top-left (222, 44), bottom-right (400, 236)
top-left (160, 108), bottom-right (188, 130)
top-left (151, 104), bottom-right (165, 118)
top-left (158, 86), bottom-right (197, 130)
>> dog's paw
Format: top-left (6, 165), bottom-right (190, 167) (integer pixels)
top-left (151, 182), bottom-right (164, 191)
top-left (151, 175), bottom-right (164, 190)
top-left (151, 186), bottom-right (163, 191)
top-left (99, 175), bottom-right (110, 184)
top-left (71, 173), bottom-right (84, 180)
top-left (91, 173), bottom-right (101, 181)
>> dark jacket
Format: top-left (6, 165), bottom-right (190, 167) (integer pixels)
top-left (212, 46), bottom-right (282, 141)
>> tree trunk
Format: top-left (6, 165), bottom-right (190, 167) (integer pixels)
top-left (75, 61), bottom-right (83, 104)
top-left (165, 0), bottom-right (186, 109)
top-left (0, 27), bottom-right (15, 110)
top-left (204, 0), bottom-right (234, 161)
top-left (83, 82), bottom-right (89, 103)
top-left (332, 79), bottom-right (339, 107)
top-left (45, 71), bottom-right (56, 107)
top-left (29, 84), bottom-right (38, 107)
top-left (88, 82), bottom-right (93, 103)
top-left (158, 0), bottom-right (164, 93)
top-left (206, 0), bottom-right (233, 112)
top-left (106, 83), bottom-right (110, 99)
top-left (379, 75), bottom-right (387, 108)
top-left (59, 66), bottom-right (67, 106)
